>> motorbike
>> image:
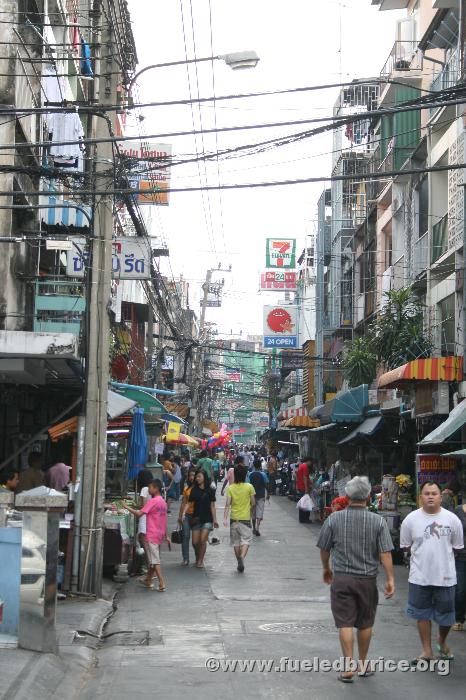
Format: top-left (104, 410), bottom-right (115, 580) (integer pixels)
top-left (276, 463), bottom-right (291, 496)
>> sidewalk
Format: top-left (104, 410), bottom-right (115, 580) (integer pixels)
top-left (76, 493), bottom-right (466, 700)
top-left (0, 584), bottom-right (116, 700)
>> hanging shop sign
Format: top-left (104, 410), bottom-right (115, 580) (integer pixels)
top-left (265, 238), bottom-right (296, 269)
top-left (260, 270), bottom-right (297, 291)
top-left (263, 305), bottom-right (297, 348)
top-left (202, 282), bottom-right (223, 308)
top-left (225, 368), bottom-right (241, 382)
top-left (280, 351), bottom-right (304, 370)
top-left (416, 454), bottom-right (457, 488)
top-left (66, 237), bottom-right (152, 279)
top-left (117, 142), bottom-right (172, 205)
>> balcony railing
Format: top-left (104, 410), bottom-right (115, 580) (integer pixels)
top-left (431, 214), bottom-right (449, 264)
top-left (430, 49), bottom-right (459, 110)
top-left (34, 278), bottom-right (85, 336)
top-left (380, 41), bottom-right (422, 79)
top-left (413, 232), bottom-right (428, 280)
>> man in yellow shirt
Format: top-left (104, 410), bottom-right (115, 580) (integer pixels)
top-left (223, 464), bottom-right (255, 573)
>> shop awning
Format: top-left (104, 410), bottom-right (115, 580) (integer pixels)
top-left (443, 449), bottom-right (466, 458)
top-left (282, 415), bottom-right (320, 428)
top-left (332, 385), bottom-right (368, 422)
top-left (48, 416), bottom-right (79, 441)
top-left (309, 423), bottom-right (337, 433)
top-left (161, 413), bottom-right (186, 425)
top-left (113, 387), bottom-right (166, 415)
top-left (378, 357), bottom-right (463, 389)
top-left (338, 416), bottom-right (383, 445)
top-left (39, 194), bottom-right (92, 227)
top-left (420, 399), bottom-right (466, 445)
top-left (107, 389), bottom-right (137, 419)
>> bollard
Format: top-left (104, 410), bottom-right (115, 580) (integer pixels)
top-left (15, 491), bottom-right (67, 653)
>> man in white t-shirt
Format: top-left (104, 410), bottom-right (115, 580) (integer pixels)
top-left (400, 480), bottom-right (464, 664)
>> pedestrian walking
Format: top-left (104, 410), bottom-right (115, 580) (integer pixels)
top-left (197, 450), bottom-right (213, 481)
top-left (266, 452), bottom-right (278, 496)
top-left (223, 464), bottom-right (255, 573)
top-left (317, 476), bottom-right (395, 682)
top-left (248, 458), bottom-right (268, 535)
top-left (295, 460), bottom-right (311, 498)
top-left (135, 468), bottom-right (155, 577)
top-left (221, 455), bottom-right (244, 495)
top-left (123, 479), bottom-right (167, 591)
top-left (183, 469), bottom-right (219, 568)
top-left (452, 500), bottom-right (466, 631)
top-left (400, 481), bottom-right (464, 663)
top-left (178, 468), bottom-right (196, 566)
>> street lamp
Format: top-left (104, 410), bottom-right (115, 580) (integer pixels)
top-left (126, 51), bottom-right (260, 95)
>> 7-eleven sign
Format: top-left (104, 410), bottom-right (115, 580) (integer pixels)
top-left (266, 238), bottom-right (296, 269)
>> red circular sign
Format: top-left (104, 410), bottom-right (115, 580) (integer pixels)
top-left (266, 308), bottom-right (293, 333)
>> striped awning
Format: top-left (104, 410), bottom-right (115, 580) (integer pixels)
top-left (40, 194), bottom-right (91, 228)
top-left (283, 415), bottom-right (320, 428)
top-left (378, 356), bottom-right (463, 388)
top-left (279, 407), bottom-right (309, 420)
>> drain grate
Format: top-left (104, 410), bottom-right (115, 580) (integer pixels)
top-left (258, 622), bottom-right (332, 634)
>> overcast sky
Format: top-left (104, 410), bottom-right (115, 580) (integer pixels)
top-left (127, 0), bottom-right (402, 339)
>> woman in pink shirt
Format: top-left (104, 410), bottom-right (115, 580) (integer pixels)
top-left (124, 479), bottom-right (167, 591)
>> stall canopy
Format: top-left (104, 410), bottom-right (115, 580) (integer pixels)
top-left (308, 423), bottom-right (337, 433)
top-left (282, 416), bottom-right (320, 428)
top-left (420, 399), bottom-right (466, 445)
top-left (332, 385), bottom-right (368, 422)
top-left (161, 413), bottom-right (186, 425)
top-left (113, 387), bottom-right (166, 415)
top-left (443, 449), bottom-right (466, 458)
top-left (107, 389), bottom-right (137, 419)
top-left (338, 416), bottom-right (383, 445)
top-left (378, 356), bottom-right (463, 388)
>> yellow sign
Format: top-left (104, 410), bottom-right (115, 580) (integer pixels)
top-left (166, 421), bottom-right (181, 441)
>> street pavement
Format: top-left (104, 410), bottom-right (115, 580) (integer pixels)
top-left (76, 492), bottom-right (466, 700)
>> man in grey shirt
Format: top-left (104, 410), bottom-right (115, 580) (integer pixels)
top-left (317, 476), bottom-right (395, 682)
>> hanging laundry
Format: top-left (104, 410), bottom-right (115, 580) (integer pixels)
top-left (80, 38), bottom-right (93, 77)
top-left (72, 16), bottom-right (80, 55)
top-left (49, 111), bottom-right (85, 170)
top-left (42, 66), bottom-right (66, 131)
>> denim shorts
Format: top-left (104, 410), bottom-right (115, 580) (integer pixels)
top-left (407, 583), bottom-right (456, 626)
top-left (191, 521), bottom-right (213, 532)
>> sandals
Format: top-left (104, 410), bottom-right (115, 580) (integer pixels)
top-left (436, 644), bottom-right (454, 660)
top-left (452, 623), bottom-right (464, 632)
top-left (156, 585), bottom-right (166, 592)
top-left (337, 675), bottom-right (354, 684)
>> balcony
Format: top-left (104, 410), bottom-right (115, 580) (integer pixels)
top-left (430, 49), bottom-right (459, 114)
top-left (34, 279), bottom-right (85, 336)
top-left (431, 214), bottom-right (449, 264)
top-left (380, 41), bottom-right (422, 79)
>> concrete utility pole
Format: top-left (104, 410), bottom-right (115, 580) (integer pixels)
top-left (79, 1), bottom-right (115, 595)
top-left (191, 265), bottom-right (231, 434)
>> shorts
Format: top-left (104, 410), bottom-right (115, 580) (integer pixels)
top-left (253, 498), bottom-right (265, 520)
top-left (406, 583), bottom-right (456, 626)
top-left (230, 520), bottom-right (253, 547)
top-left (330, 574), bottom-right (379, 629)
top-left (191, 521), bottom-right (214, 532)
top-left (146, 542), bottom-right (160, 566)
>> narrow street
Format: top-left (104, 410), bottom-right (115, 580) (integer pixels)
top-left (78, 494), bottom-right (466, 699)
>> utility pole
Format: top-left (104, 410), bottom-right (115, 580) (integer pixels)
top-left (191, 265), bottom-right (231, 434)
top-left (79, 0), bottom-right (115, 595)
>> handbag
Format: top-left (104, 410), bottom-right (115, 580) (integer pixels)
top-left (170, 528), bottom-right (183, 545)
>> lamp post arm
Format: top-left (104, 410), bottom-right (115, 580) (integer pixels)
top-left (127, 56), bottom-right (217, 94)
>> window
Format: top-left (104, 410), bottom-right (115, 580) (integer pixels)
top-left (438, 295), bottom-right (455, 356)
top-left (416, 178), bottom-right (428, 239)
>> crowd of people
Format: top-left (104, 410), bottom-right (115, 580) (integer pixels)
top-left (0, 451), bottom-right (72, 494)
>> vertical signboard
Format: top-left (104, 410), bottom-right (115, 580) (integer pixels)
top-left (265, 239), bottom-right (296, 269)
top-left (263, 306), bottom-right (297, 348)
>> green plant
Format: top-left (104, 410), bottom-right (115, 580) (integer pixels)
top-left (341, 337), bottom-right (377, 387)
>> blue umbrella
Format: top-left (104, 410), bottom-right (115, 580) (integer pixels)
top-left (127, 408), bottom-right (148, 480)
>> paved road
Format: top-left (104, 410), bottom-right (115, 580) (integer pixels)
top-left (78, 493), bottom-right (466, 699)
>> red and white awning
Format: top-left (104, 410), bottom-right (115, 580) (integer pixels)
top-left (280, 407), bottom-right (308, 420)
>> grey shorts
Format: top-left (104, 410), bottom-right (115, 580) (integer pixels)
top-left (230, 520), bottom-right (253, 547)
top-left (330, 574), bottom-right (379, 629)
top-left (253, 498), bottom-right (265, 520)
top-left (146, 542), bottom-right (160, 566)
